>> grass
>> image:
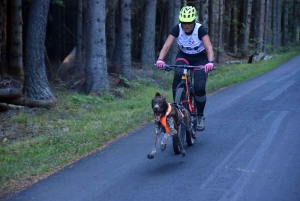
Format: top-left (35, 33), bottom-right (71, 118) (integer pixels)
top-left (206, 52), bottom-right (299, 92)
top-left (0, 48), bottom-right (299, 197)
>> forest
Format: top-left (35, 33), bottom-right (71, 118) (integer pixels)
top-left (0, 0), bottom-right (299, 110)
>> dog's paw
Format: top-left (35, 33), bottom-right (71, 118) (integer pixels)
top-left (192, 129), bottom-right (196, 139)
top-left (161, 144), bottom-right (167, 152)
top-left (147, 154), bottom-right (154, 159)
top-left (181, 150), bottom-right (186, 157)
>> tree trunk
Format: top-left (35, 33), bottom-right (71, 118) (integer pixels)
top-left (85, 0), bottom-right (110, 93)
top-left (120, 0), bottom-right (132, 80)
top-left (257, 0), bottom-right (265, 52)
top-left (141, 0), bottom-right (157, 71)
top-left (75, 0), bottom-right (82, 61)
top-left (82, 0), bottom-right (87, 49)
top-left (243, 0), bottom-right (253, 56)
top-left (168, 0), bottom-right (180, 64)
top-left (276, 0), bottom-right (282, 47)
top-left (190, 0), bottom-right (200, 16)
top-left (252, 0), bottom-right (259, 40)
top-left (292, 0), bottom-right (299, 43)
top-left (131, 16), bottom-right (140, 60)
top-left (156, 3), bottom-right (165, 58)
top-left (264, 0), bottom-right (272, 52)
top-left (161, 0), bottom-right (171, 49)
top-left (232, 0), bottom-right (238, 53)
top-left (201, 0), bottom-right (209, 29)
top-left (0, 0), bottom-right (7, 80)
top-left (272, 0), bottom-right (282, 50)
top-left (224, 0), bottom-right (232, 51)
top-left (112, 2), bottom-right (122, 72)
top-left (216, 0), bottom-right (224, 63)
top-left (106, 0), bottom-right (117, 61)
top-left (9, 0), bottom-right (23, 78)
top-left (0, 88), bottom-right (22, 97)
top-left (55, 4), bottom-right (63, 61)
top-left (0, 92), bottom-right (56, 108)
top-left (272, 0), bottom-right (277, 50)
top-left (165, 0), bottom-right (174, 64)
top-left (24, 0), bottom-right (55, 101)
top-left (282, 0), bottom-right (289, 46)
top-left (209, 0), bottom-right (219, 47)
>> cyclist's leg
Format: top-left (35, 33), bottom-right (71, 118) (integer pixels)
top-left (194, 69), bottom-right (207, 115)
top-left (194, 69), bottom-right (207, 131)
top-left (191, 55), bottom-right (208, 131)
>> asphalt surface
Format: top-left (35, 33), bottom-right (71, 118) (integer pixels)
top-left (5, 55), bottom-right (300, 201)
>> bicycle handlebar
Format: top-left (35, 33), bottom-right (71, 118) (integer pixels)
top-left (153, 64), bottom-right (217, 71)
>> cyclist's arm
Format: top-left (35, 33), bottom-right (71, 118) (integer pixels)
top-left (157, 34), bottom-right (176, 61)
top-left (202, 35), bottom-right (214, 62)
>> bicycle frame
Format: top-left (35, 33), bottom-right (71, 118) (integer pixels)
top-left (156, 63), bottom-right (215, 114)
top-left (176, 68), bottom-right (195, 113)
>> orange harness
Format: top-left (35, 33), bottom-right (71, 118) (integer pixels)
top-left (159, 103), bottom-right (184, 133)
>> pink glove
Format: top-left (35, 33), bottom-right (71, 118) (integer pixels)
top-left (205, 62), bottom-right (214, 73)
top-left (156, 60), bottom-right (165, 68)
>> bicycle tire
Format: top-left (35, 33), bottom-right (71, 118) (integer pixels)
top-left (172, 87), bottom-right (187, 154)
top-left (186, 93), bottom-right (196, 146)
top-left (172, 124), bottom-right (186, 154)
top-left (175, 87), bottom-right (195, 147)
top-left (174, 87), bottom-right (188, 108)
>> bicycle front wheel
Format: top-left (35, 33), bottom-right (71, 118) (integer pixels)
top-left (172, 87), bottom-right (187, 154)
top-left (174, 87), bottom-right (187, 108)
top-left (186, 93), bottom-right (196, 146)
top-left (174, 87), bottom-right (195, 147)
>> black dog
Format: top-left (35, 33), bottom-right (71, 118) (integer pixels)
top-left (147, 92), bottom-right (196, 159)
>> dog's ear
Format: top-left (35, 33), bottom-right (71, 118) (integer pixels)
top-left (162, 94), bottom-right (167, 100)
top-left (155, 92), bottom-right (161, 97)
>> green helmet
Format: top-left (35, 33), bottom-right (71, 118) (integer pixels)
top-left (179, 6), bottom-right (197, 22)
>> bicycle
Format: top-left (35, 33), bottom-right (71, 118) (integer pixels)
top-left (158, 64), bottom-right (215, 154)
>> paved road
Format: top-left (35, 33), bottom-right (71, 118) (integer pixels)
top-left (5, 55), bottom-right (300, 201)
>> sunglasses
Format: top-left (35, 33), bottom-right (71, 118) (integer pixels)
top-left (181, 21), bottom-right (194, 25)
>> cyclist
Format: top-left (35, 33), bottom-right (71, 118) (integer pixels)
top-left (156, 6), bottom-right (214, 132)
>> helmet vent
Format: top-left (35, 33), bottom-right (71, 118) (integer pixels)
top-left (179, 6), bottom-right (197, 22)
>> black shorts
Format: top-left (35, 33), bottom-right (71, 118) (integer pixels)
top-left (172, 51), bottom-right (208, 98)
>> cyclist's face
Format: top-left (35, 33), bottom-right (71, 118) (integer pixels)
top-left (180, 21), bottom-right (195, 33)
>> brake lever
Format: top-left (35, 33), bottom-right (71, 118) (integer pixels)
top-left (153, 64), bottom-right (172, 71)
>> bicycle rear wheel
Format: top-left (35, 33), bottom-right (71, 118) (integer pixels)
top-left (172, 124), bottom-right (186, 154)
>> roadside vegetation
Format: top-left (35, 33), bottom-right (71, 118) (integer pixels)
top-left (0, 47), bottom-right (299, 197)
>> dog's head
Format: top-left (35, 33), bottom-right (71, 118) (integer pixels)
top-left (152, 92), bottom-right (168, 122)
